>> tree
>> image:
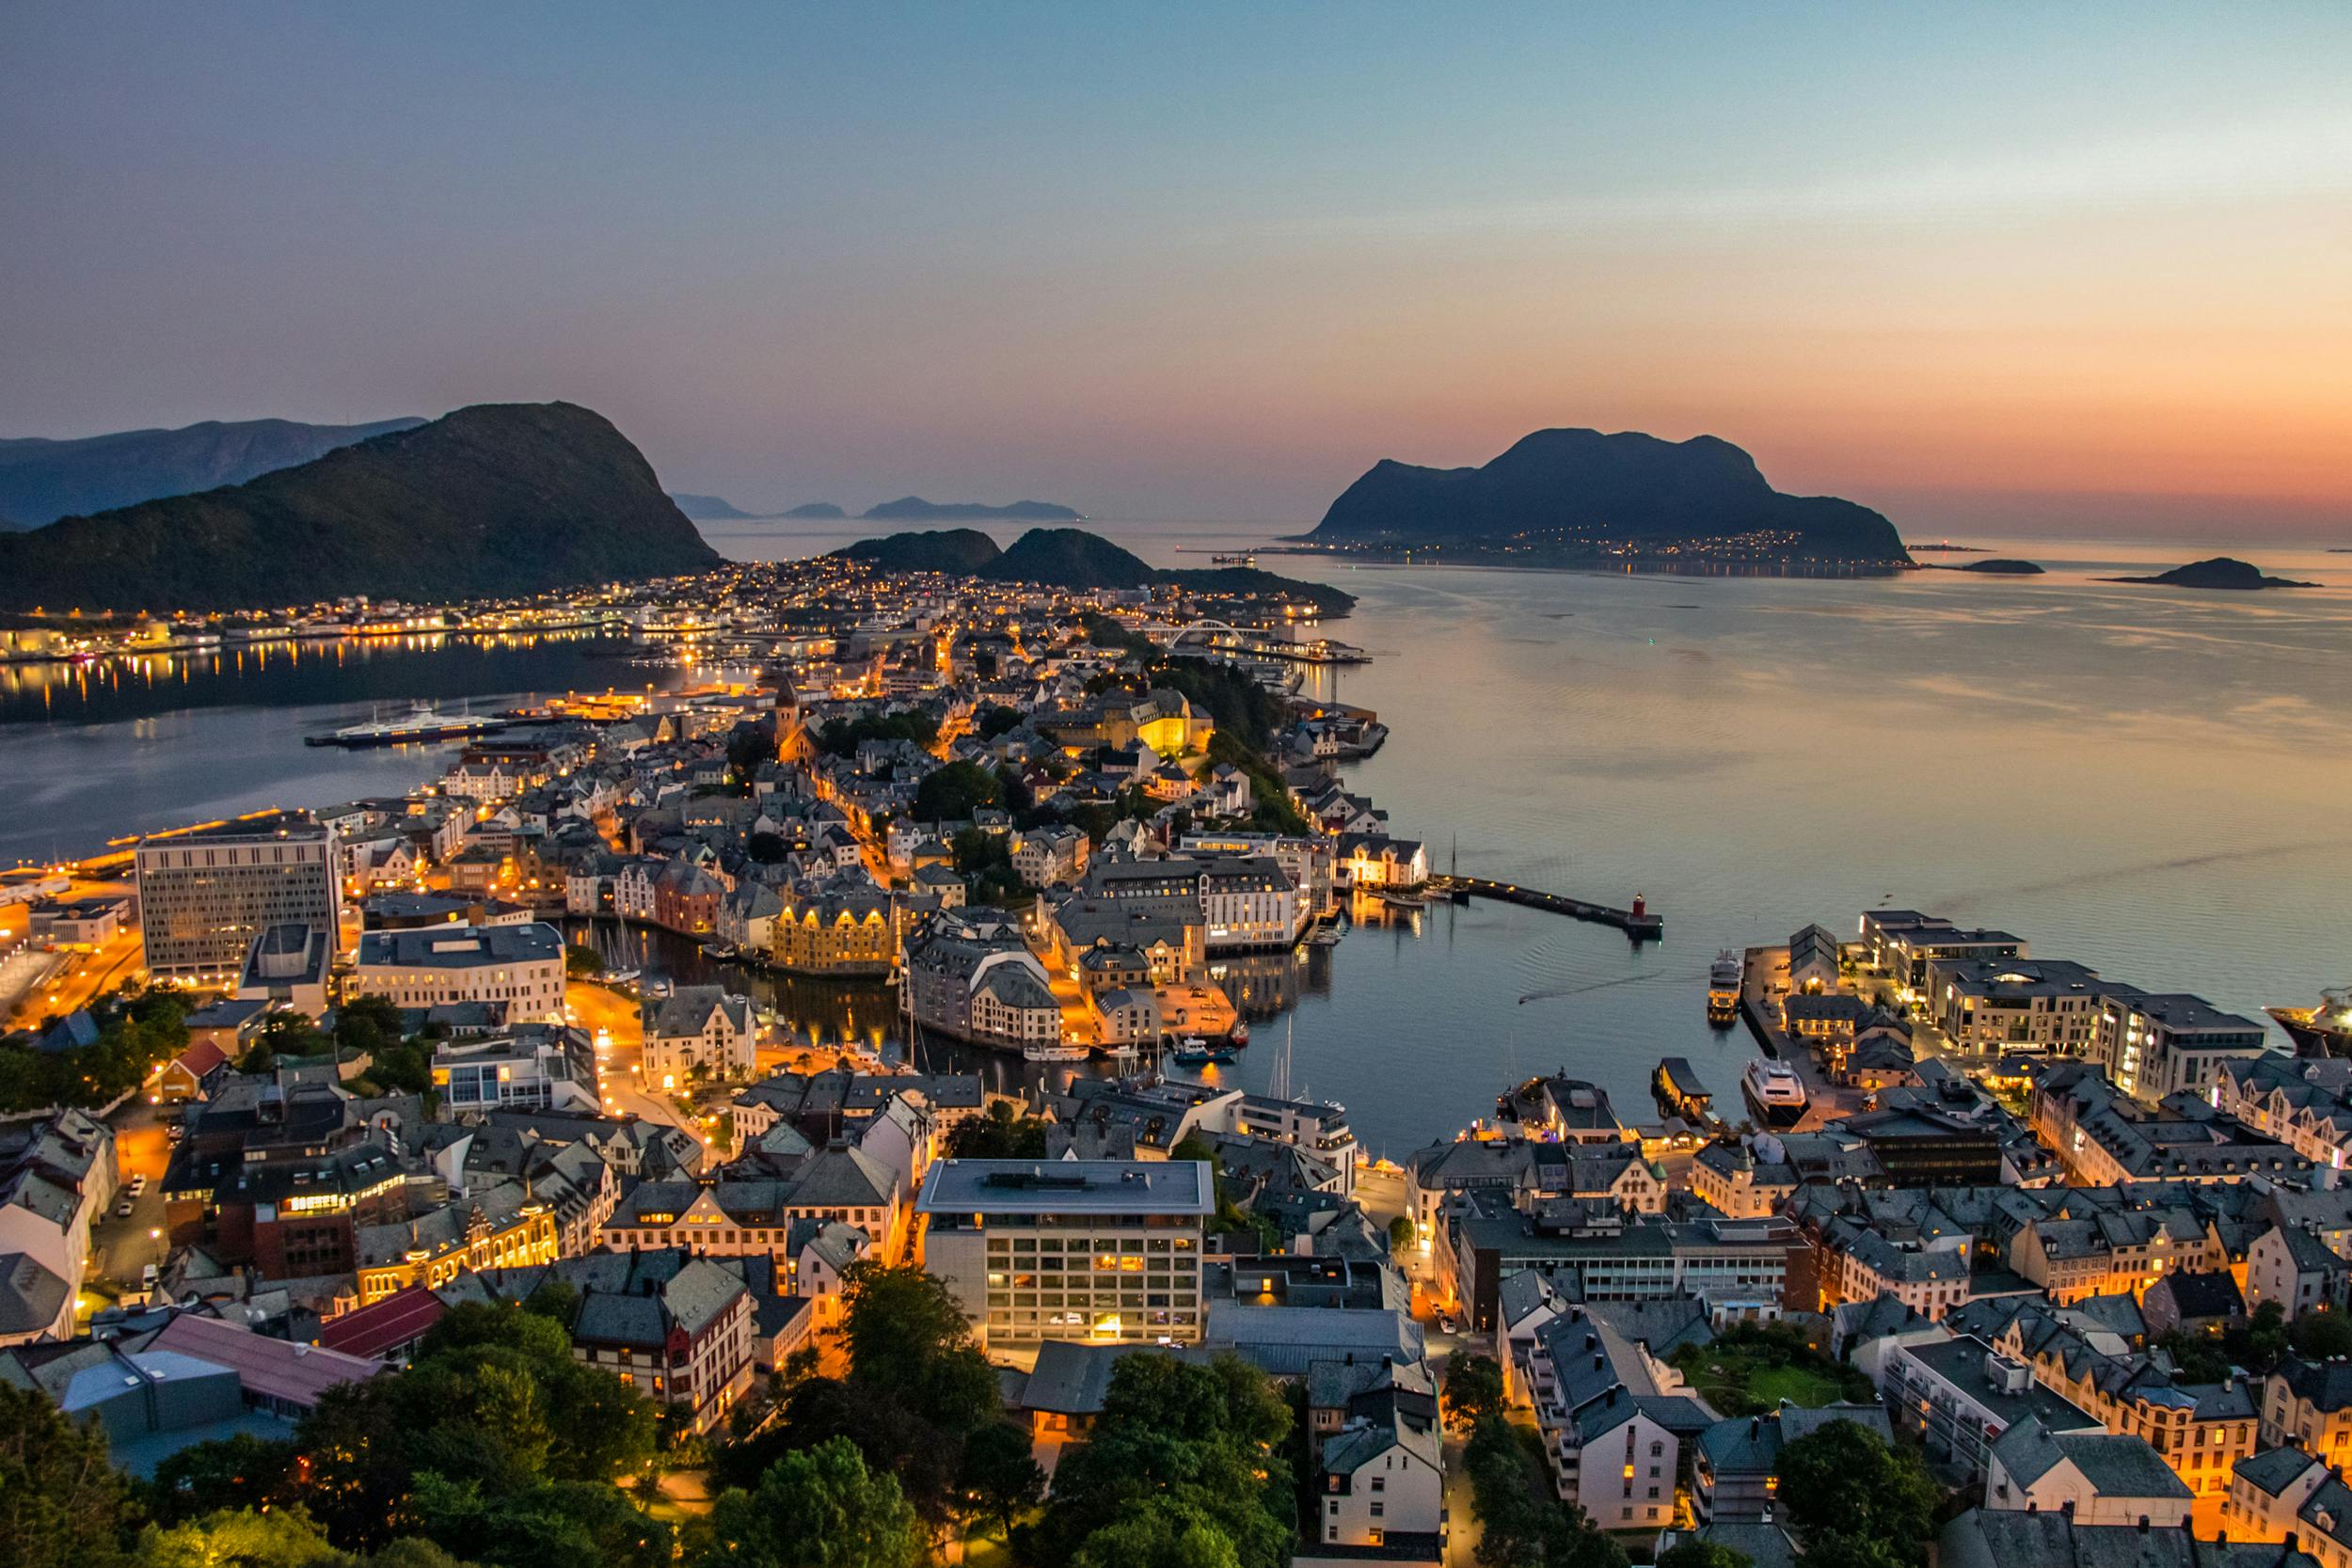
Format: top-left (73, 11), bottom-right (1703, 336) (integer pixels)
top-left (694, 1437), bottom-right (923, 1568)
top-left (912, 761), bottom-right (1002, 823)
top-left (0, 1382), bottom-right (134, 1568)
top-left (1659, 1543), bottom-right (1754, 1568)
top-left (138, 1507), bottom-right (351, 1568)
top-left (2293, 1308), bottom-right (2352, 1360)
top-left (1027, 1354), bottom-right (1294, 1568)
top-left (564, 943), bottom-right (604, 979)
top-left (944, 1101), bottom-right (1049, 1160)
top-left (1389, 1214), bottom-right (1415, 1253)
top-left (1776, 1419), bottom-right (1942, 1568)
top-left (839, 1263), bottom-right (993, 1429)
top-left (1071, 1496), bottom-right (1242, 1568)
top-left (146, 1432), bottom-right (298, 1523)
top-left (1442, 1354), bottom-right (1505, 1432)
top-left (976, 705), bottom-right (1025, 739)
top-left (958, 1419), bottom-right (1045, 1538)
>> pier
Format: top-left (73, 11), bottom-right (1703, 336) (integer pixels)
top-left (1432, 877), bottom-right (1663, 939)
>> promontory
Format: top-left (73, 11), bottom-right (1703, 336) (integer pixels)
top-left (1304, 428), bottom-right (1911, 566)
top-left (0, 402), bottom-right (720, 612)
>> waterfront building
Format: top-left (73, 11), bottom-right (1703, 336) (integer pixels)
top-left (2088, 990), bottom-right (2269, 1103)
top-left (768, 886), bottom-right (896, 976)
top-left (901, 914), bottom-right (1064, 1052)
top-left (914, 1159), bottom-right (1214, 1349)
top-left (643, 987), bottom-right (757, 1086)
top-left (135, 812), bottom-right (342, 984)
top-left (1787, 923), bottom-right (1842, 993)
top-left (1857, 911), bottom-right (2027, 996)
top-left (349, 921), bottom-right (565, 1022)
top-left (1928, 957), bottom-right (2108, 1053)
top-left (1081, 854), bottom-right (1305, 951)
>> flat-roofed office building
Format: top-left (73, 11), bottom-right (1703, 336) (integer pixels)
top-left (135, 813), bottom-right (342, 983)
top-left (915, 1159), bottom-right (1215, 1349)
top-left (350, 921), bottom-right (564, 1021)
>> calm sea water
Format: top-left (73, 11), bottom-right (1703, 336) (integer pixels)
top-left (9, 523), bottom-right (2352, 1154)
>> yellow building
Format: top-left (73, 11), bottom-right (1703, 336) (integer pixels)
top-left (354, 1187), bottom-right (560, 1303)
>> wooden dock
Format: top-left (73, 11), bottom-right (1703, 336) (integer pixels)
top-left (1433, 876), bottom-right (1663, 940)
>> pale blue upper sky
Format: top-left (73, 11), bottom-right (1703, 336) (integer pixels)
top-left (5, 3), bottom-right (2348, 532)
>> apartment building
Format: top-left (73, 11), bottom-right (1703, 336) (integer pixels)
top-left (431, 1026), bottom-right (600, 1116)
top-left (915, 1159), bottom-right (1215, 1349)
top-left (136, 812), bottom-right (342, 983)
top-left (2090, 991), bottom-right (2270, 1103)
top-left (349, 921), bottom-right (564, 1021)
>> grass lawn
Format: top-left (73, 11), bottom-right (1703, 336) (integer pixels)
top-left (1675, 1327), bottom-right (1872, 1416)
top-left (1745, 1364), bottom-right (1851, 1408)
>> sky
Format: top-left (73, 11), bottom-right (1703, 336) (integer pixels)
top-left (4, 3), bottom-right (2348, 537)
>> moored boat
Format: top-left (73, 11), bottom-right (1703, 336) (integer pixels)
top-left (1740, 1058), bottom-right (1808, 1130)
top-left (1708, 950), bottom-right (1741, 1017)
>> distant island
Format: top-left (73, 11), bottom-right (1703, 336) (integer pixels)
top-left (1956, 558), bottom-right (2044, 575)
top-left (1302, 427), bottom-right (1911, 567)
top-left (0, 402), bottom-right (720, 612)
top-left (2105, 556), bottom-right (2316, 592)
top-left (782, 502), bottom-right (847, 519)
top-left (0, 416), bottom-right (424, 531)
top-left (862, 496), bottom-right (1083, 522)
top-left (669, 492), bottom-right (770, 520)
top-left (831, 525), bottom-right (1355, 614)
top-left (1908, 542), bottom-right (1988, 553)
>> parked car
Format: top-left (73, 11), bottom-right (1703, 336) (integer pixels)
top-left (115, 1197), bottom-right (134, 1218)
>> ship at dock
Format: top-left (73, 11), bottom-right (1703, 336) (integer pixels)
top-left (1740, 1058), bottom-right (1808, 1130)
top-left (1707, 950), bottom-right (1741, 1020)
top-left (2270, 986), bottom-right (2352, 1057)
top-left (306, 701), bottom-right (506, 748)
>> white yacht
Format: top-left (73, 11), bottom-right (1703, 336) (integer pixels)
top-left (1740, 1058), bottom-right (1808, 1130)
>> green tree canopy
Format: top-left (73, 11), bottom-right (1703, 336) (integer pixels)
top-left (1776, 1419), bottom-right (1942, 1568)
top-left (0, 1381), bottom-right (135, 1568)
top-left (139, 1506), bottom-right (351, 1568)
top-left (1071, 1496), bottom-right (1242, 1568)
top-left (1026, 1354), bottom-right (1294, 1568)
top-left (1442, 1354), bottom-right (1505, 1432)
top-left (694, 1437), bottom-right (922, 1568)
top-left (914, 761), bottom-right (1003, 823)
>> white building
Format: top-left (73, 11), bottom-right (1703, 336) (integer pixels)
top-left (432, 1027), bottom-right (601, 1116)
top-left (914, 1159), bottom-right (1214, 1349)
top-left (643, 987), bottom-right (757, 1087)
top-left (349, 922), bottom-right (565, 1021)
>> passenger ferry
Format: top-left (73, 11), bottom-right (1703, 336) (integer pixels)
top-left (1023, 1040), bottom-right (1090, 1064)
top-left (1740, 1058), bottom-right (1809, 1130)
top-left (1708, 951), bottom-right (1741, 1016)
top-left (307, 701), bottom-right (506, 748)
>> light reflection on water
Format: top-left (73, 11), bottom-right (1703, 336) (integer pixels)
top-left (9, 524), bottom-right (2352, 1153)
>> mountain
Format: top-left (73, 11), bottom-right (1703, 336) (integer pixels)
top-left (669, 492), bottom-right (763, 520)
top-left (862, 496), bottom-right (1083, 522)
top-left (0, 416), bottom-right (425, 530)
top-left (0, 402), bottom-right (720, 612)
top-left (2106, 557), bottom-right (2315, 591)
top-left (782, 502), bottom-right (846, 519)
top-left (829, 526), bottom-right (1355, 613)
top-left (1306, 428), bottom-right (1911, 564)
top-left (986, 528), bottom-right (1152, 589)
top-left (834, 528), bottom-right (1003, 575)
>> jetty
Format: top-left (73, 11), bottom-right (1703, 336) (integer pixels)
top-left (1431, 877), bottom-right (1663, 940)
